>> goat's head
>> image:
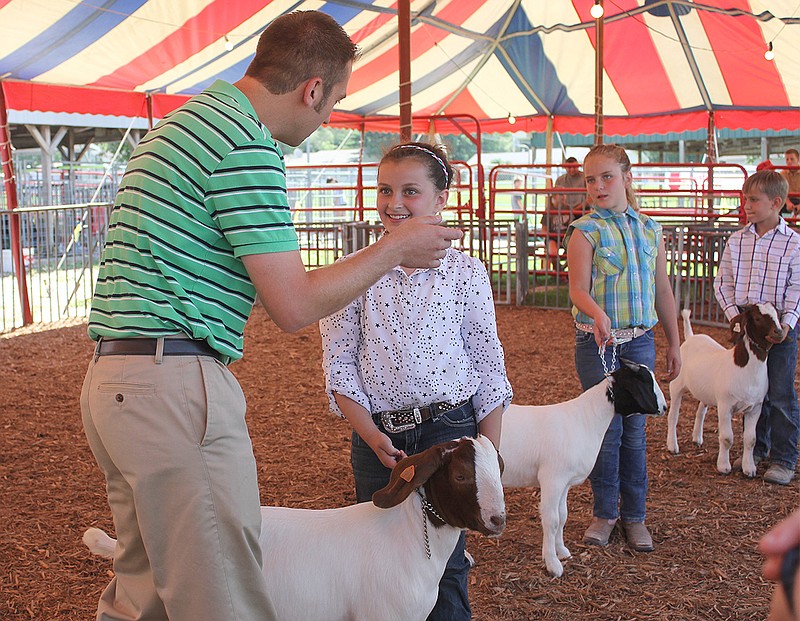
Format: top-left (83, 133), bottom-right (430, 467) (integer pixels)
top-left (730, 303), bottom-right (783, 364)
top-left (372, 435), bottom-right (506, 537)
top-left (608, 358), bottom-right (667, 417)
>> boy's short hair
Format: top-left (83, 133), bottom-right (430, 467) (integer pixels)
top-left (246, 11), bottom-right (360, 105)
top-left (785, 148), bottom-right (799, 159)
top-left (743, 170), bottom-right (789, 202)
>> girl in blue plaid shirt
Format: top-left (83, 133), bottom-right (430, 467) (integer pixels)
top-left (565, 144), bottom-right (681, 552)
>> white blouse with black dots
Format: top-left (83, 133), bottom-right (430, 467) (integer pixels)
top-left (320, 247), bottom-right (513, 423)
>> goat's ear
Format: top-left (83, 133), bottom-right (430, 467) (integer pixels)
top-left (729, 313), bottom-right (745, 345)
top-left (372, 443), bottom-right (451, 509)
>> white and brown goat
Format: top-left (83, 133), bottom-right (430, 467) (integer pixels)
top-left (666, 304), bottom-right (783, 477)
top-left (83, 435), bottom-right (505, 621)
top-left (499, 360), bottom-right (667, 577)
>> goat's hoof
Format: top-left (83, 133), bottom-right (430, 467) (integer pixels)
top-left (742, 469), bottom-right (757, 479)
top-left (717, 466), bottom-right (732, 475)
top-left (545, 562), bottom-right (564, 578)
top-left (692, 440), bottom-right (703, 448)
top-left (557, 547), bottom-right (571, 560)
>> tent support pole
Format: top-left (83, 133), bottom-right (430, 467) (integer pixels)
top-left (398, 0), bottom-right (412, 141)
top-left (357, 122), bottom-right (366, 220)
top-left (0, 81), bottom-right (33, 325)
top-left (706, 111), bottom-right (716, 211)
top-left (146, 93), bottom-right (154, 130)
top-left (594, 4), bottom-right (604, 146)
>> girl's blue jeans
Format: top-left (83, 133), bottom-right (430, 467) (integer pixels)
top-left (351, 400), bottom-right (478, 621)
top-left (757, 325), bottom-right (800, 470)
top-left (574, 329), bottom-right (656, 523)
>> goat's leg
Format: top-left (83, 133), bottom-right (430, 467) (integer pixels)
top-left (740, 404), bottom-right (763, 478)
top-left (555, 484), bottom-right (571, 562)
top-left (692, 402), bottom-right (708, 447)
top-left (538, 482), bottom-right (565, 578)
top-left (666, 384), bottom-right (685, 454)
top-left (715, 403), bottom-right (735, 474)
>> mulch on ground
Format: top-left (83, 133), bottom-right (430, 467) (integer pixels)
top-left (1, 306), bottom-right (797, 620)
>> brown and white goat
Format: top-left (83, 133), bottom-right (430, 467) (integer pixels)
top-left (500, 360), bottom-right (667, 577)
top-left (83, 435), bottom-right (505, 621)
top-left (666, 304), bottom-right (783, 477)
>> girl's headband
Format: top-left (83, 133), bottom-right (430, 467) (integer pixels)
top-left (390, 144), bottom-right (450, 186)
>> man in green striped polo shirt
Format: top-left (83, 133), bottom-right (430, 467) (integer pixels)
top-left (80, 11), bottom-right (463, 621)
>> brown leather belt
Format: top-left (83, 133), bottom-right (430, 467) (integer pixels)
top-left (377, 399), bottom-right (471, 433)
top-left (96, 338), bottom-right (225, 363)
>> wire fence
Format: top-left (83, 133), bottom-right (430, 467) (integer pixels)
top-left (0, 200), bottom-right (733, 334)
top-left (2, 159), bottom-right (760, 333)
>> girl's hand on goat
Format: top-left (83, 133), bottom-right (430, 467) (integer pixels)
top-left (369, 433), bottom-right (408, 469)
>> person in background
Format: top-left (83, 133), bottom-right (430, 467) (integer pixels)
top-left (326, 176), bottom-right (347, 207)
top-left (320, 142), bottom-right (512, 621)
top-left (80, 12), bottom-right (462, 621)
top-left (553, 156), bottom-right (587, 218)
top-left (715, 169), bottom-right (800, 486)
top-left (544, 157), bottom-right (586, 274)
top-left (780, 149), bottom-right (800, 214)
top-left (565, 143), bottom-right (681, 553)
top-left (511, 176), bottom-right (526, 215)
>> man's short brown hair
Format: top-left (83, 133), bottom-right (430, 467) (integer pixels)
top-left (246, 11), bottom-right (360, 104)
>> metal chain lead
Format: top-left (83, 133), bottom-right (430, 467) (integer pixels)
top-left (599, 341), bottom-right (617, 377)
top-left (599, 341), bottom-right (617, 399)
top-left (417, 489), bottom-right (446, 560)
top-left (421, 501), bottom-right (431, 559)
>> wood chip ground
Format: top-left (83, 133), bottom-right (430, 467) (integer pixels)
top-left (1, 306), bottom-right (797, 620)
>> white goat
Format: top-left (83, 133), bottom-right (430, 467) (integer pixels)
top-left (83, 435), bottom-right (505, 621)
top-left (666, 304), bottom-right (782, 477)
top-left (500, 359), bottom-right (667, 577)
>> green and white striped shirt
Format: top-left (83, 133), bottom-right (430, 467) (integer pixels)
top-left (88, 80), bottom-right (299, 360)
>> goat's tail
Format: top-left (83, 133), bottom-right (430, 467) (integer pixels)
top-left (681, 308), bottom-right (694, 338)
top-left (83, 527), bottom-right (116, 560)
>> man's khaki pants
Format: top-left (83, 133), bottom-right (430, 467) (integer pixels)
top-left (81, 350), bottom-right (276, 621)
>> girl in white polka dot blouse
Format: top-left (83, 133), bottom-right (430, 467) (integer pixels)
top-left (319, 142), bottom-right (513, 621)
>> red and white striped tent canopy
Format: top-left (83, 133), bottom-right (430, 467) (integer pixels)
top-left (1, 0), bottom-right (798, 138)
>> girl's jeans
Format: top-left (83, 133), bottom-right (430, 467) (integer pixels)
top-left (757, 325), bottom-right (800, 470)
top-left (575, 330), bottom-right (656, 523)
top-left (351, 400), bottom-right (478, 621)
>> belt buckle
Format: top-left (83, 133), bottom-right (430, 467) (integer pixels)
top-left (381, 411), bottom-right (416, 433)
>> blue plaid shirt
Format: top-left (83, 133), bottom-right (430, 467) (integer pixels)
top-left (566, 206), bottom-right (661, 329)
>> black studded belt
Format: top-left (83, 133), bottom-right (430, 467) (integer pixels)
top-left (376, 399), bottom-right (471, 433)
